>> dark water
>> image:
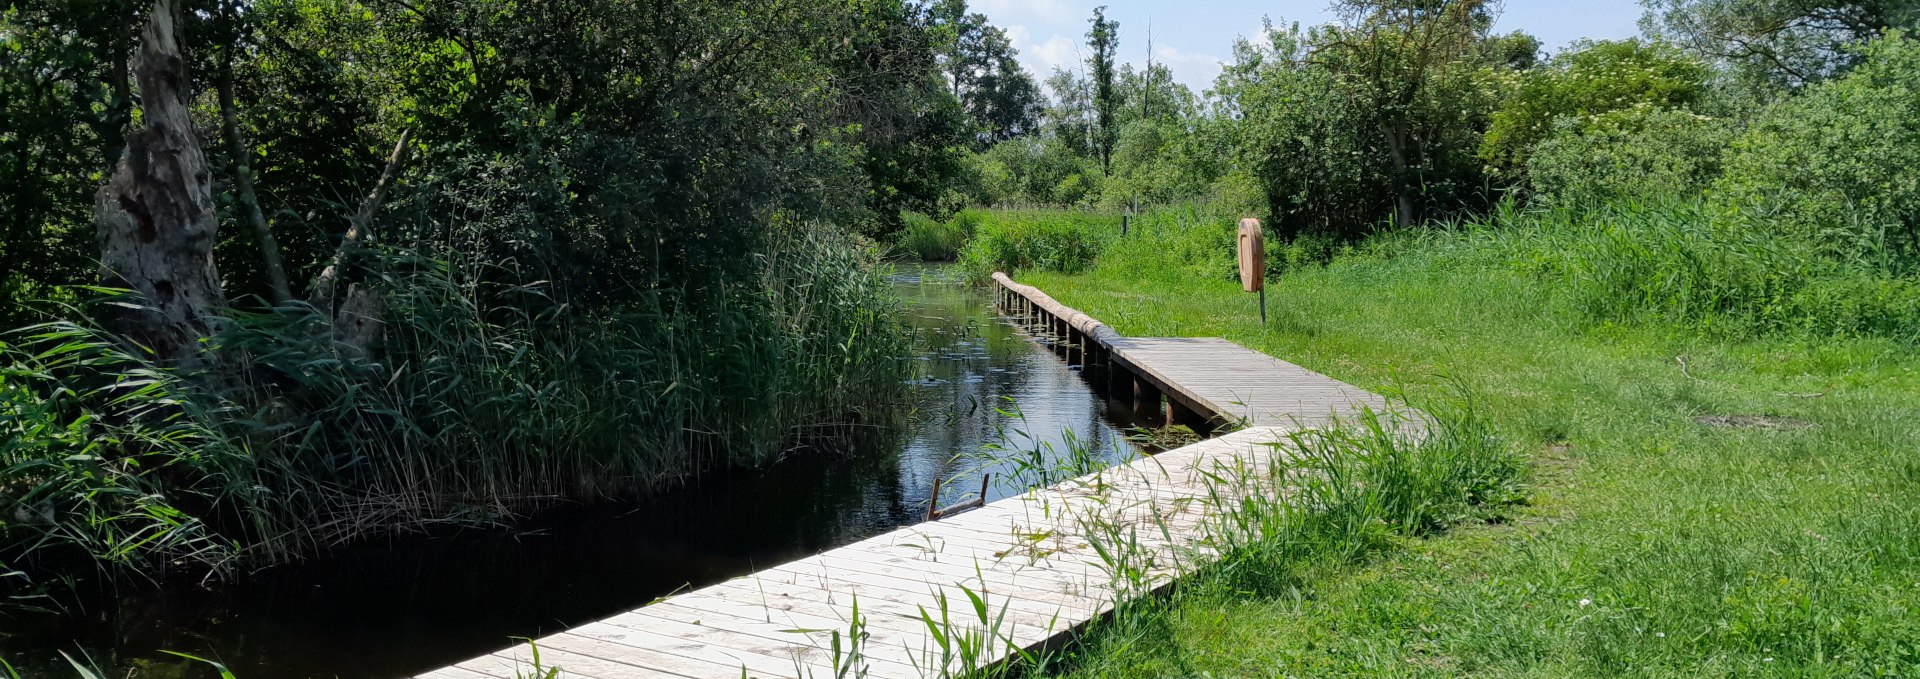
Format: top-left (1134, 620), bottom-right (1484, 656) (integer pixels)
top-left (2, 264), bottom-right (1145, 679)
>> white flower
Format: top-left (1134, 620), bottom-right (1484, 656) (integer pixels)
top-left (1578, 598), bottom-right (1592, 608)
top-left (1656, 632), bottom-right (1666, 638)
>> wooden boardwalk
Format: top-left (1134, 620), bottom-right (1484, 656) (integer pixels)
top-left (991, 272), bottom-right (1390, 430)
top-left (417, 274), bottom-right (1399, 679)
top-left (1105, 337), bottom-right (1389, 429)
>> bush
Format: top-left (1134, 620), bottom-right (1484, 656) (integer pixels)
top-left (1711, 30), bottom-right (1920, 264)
top-left (1098, 119), bottom-right (1219, 209)
top-left (1483, 38), bottom-right (1713, 180)
top-left (968, 137), bottom-right (1103, 207)
top-left (1528, 106), bottom-right (1733, 205)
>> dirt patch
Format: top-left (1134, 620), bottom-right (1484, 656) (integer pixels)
top-left (1693, 414), bottom-right (1813, 431)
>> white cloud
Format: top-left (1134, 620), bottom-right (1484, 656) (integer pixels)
top-left (1151, 45), bottom-right (1226, 93)
top-left (996, 24), bottom-right (1080, 90)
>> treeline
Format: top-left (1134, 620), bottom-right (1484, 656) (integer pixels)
top-left (958, 0), bottom-right (1917, 243)
top-left (0, 0), bottom-right (1000, 593)
top-left (948, 0), bottom-right (1919, 337)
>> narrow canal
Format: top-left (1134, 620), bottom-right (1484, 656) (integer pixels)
top-left (3, 264), bottom-right (1149, 678)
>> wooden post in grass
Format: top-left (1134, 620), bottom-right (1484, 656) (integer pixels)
top-left (1238, 218), bottom-right (1266, 323)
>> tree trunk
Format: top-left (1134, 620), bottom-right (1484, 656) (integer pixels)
top-left (310, 129), bottom-right (412, 359)
top-left (310, 129), bottom-right (413, 306)
top-left (218, 30), bottom-right (291, 303)
top-left (95, 0), bottom-right (227, 369)
top-left (1380, 121), bottom-right (1416, 228)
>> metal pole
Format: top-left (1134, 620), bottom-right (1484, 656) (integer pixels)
top-left (1259, 287), bottom-right (1267, 324)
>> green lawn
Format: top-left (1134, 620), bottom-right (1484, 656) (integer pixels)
top-left (1023, 252), bottom-right (1920, 676)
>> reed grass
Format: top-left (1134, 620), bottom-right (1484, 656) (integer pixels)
top-left (0, 220), bottom-right (911, 594)
top-left (896, 211), bottom-right (981, 263)
top-left (956, 210), bottom-right (1127, 282)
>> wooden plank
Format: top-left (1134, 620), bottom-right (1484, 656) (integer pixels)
top-left (418, 272), bottom-right (1424, 679)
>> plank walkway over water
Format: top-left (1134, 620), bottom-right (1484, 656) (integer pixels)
top-left (418, 274), bottom-right (1401, 679)
top-left (1105, 336), bottom-right (1388, 429)
top-left (991, 272), bottom-right (1391, 430)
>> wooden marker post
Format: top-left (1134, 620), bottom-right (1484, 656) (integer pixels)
top-left (1238, 218), bottom-right (1267, 323)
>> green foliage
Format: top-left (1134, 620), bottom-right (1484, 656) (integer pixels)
top-left (1085, 7), bottom-right (1121, 175)
top-left (957, 211), bottom-right (1119, 280)
top-left (1097, 203), bottom-right (1255, 282)
top-left (1528, 106), bottom-right (1734, 204)
top-left (0, 2), bottom-right (137, 299)
top-left (1098, 119), bottom-right (1215, 208)
top-left (1220, 9), bottom-right (1513, 240)
top-left (1643, 0), bottom-right (1917, 93)
top-left (0, 0), bottom-right (990, 589)
top-left (1478, 200), bottom-right (1920, 340)
top-left (1482, 38), bottom-right (1715, 179)
top-left (895, 210), bottom-right (979, 262)
top-left (1217, 25), bottom-right (1393, 238)
top-left (966, 137), bottom-right (1104, 207)
top-left (0, 323), bottom-right (249, 581)
top-left (929, 0), bottom-right (1043, 147)
top-left (1711, 30), bottom-right (1920, 262)
top-left (1, 221), bottom-right (909, 588)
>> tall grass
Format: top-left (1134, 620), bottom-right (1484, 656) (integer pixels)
top-left (1462, 200), bottom-right (1920, 341)
top-left (957, 210), bottom-right (1125, 281)
top-left (0, 220), bottom-right (910, 592)
top-left (980, 199), bottom-right (1920, 344)
top-left (1049, 398), bottom-right (1525, 677)
top-left (895, 211), bottom-right (980, 262)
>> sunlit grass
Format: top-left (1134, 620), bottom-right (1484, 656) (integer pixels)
top-left (1015, 207), bottom-right (1920, 675)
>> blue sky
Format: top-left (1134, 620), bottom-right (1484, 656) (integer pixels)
top-left (974, 0), bottom-right (1648, 94)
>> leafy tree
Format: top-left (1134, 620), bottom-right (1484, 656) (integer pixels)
top-left (966, 28), bottom-right (1044, 145)
top-left (969, 135), bottom-right (1102, 206)
top-left (1482, 38), bottom-right (1714, 180)
top-left (1218, 23), bottom-right (1391, 237)
top-left (1713, 30), bottom-right (1920, 261)
top-left (1314, 0), bottom-right (1502, 228)
top-left (1643, 0), bottom-right (1918, 92)
top-left (0, 0), bottom-right (140, 309)
top-left (1086, 6), bottom-right (1120, 175)
top-left (929, 0), bottom-right (1043, 146)
top-left (1114, 62), bottom-right (1198, 126)
top-left (1043, 68), bottom-right (1098, 157)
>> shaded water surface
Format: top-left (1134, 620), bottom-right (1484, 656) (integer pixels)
top-left (3, 264), bottom-right (1143, 678)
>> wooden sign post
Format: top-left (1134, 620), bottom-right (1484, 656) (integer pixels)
top-left (1238, 218), bottom-right (1266, 323)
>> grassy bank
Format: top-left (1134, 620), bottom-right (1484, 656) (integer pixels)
top-left (996, 205), bottom-right (1920, 676)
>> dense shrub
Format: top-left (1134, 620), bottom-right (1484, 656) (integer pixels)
top-left (1712, 31), bottom-right (1920, 264)
top-left (1482, 39), bottom-right (1714, 180)
top-left (1097, 119), bottom-right (1221, 209)
top-left (966, 136), bottom-right (1104, 207)
top-left (1528, 106), bottom-right (1734, 204)
top-left (1221, 17), bottom-right (1507, 240)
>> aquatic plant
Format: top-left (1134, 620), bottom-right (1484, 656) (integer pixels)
top-left (0, 221), bottom-right (911, 593)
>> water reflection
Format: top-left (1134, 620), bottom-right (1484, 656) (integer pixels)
top-left (1, 263), bottom-right (1143, 679)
